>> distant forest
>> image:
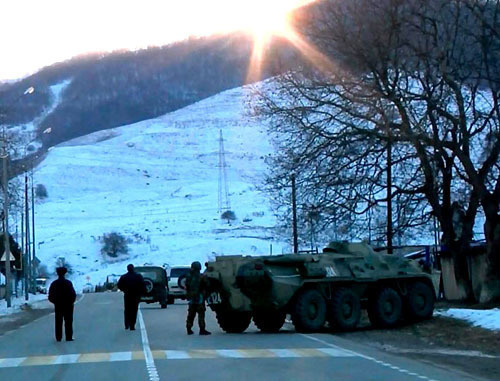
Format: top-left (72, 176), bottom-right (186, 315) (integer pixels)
top-left (0, 33), bottom-right (299, 147)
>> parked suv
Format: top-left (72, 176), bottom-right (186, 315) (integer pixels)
top-left (167, 266), bottom-right (190, 304)
top-left (135, 266), bottom-right (169, 308)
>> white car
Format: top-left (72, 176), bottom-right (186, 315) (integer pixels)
top-left (35, 277), bottom-right (48, 294)
top-left (167, 266), bottom-right (190, 304)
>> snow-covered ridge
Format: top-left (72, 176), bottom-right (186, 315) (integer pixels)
top-left (31, 84), bottom-right (287, 291)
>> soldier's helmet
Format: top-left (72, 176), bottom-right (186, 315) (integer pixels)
top-left (191, 261), bottom-right (202, 271)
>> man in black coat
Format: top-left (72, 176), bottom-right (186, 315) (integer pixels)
top-left (118, 264), bottom-right (145, 330)
top-left (48, 267), bottom-right (77, 342)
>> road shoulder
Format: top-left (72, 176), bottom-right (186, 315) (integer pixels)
top-left (336, 313), bottom-right (500, 380)
top-left (0, 304), bottom-right (53, 336)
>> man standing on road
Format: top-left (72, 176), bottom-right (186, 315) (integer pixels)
top-left (118, 264), bottom-right (145, 331)
top-left (48, 266), bottom-right (76, 342)
top-left (185, 261), bottom-right (211, 336)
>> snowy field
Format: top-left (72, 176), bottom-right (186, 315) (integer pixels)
top-left (27, 84), bottom-right (288, 291)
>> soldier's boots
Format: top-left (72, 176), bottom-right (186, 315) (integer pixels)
top-left (187, 328), bottom-right (194, 335)
top-left (199, 329), bottom-right (211, 336)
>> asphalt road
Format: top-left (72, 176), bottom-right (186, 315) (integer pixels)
top-left (0, 292), bottom-right (482, 381)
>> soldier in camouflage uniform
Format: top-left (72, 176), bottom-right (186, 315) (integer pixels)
top-left (185, 261), bottom-right (211, 335)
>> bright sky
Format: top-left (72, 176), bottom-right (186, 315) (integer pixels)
top-left (1, 0), bottom-right (313, 81)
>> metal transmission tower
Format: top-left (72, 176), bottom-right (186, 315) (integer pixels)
top-left (217, 130), bottom-right (230, 214)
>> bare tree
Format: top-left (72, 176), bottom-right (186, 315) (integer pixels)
top-left (255, 0), bottom-right (500, 301)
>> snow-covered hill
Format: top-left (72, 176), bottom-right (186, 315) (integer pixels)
top-left (31, 85), bottom-right (288, 290)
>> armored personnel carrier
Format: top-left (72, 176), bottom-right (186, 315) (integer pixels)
top-left (204, 242), bottom-right (437, 333)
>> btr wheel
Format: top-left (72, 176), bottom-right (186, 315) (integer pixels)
top-left (215, 308), bottom-right (252, 333)
top-left (329, 288), bottom-right (361, 331)
top-left (368, 287), bottom-right (402, 328)
top-left (405, 281), bottom-right (435, 320)
top-left (253, 310), bottom-right (286, 333)
top-left (292, 289), bottom-right (326, 332)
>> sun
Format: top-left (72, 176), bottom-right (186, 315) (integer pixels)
top-left (241, 0), bottom-right (301, 47)
top-left (243, 0), bottom-right (335, 83)
top-left (243, 2), bottom-right (292, 44)
top-left (242, 1), bottom-right (298, 82)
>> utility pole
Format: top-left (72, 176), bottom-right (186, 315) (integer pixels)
top-left (25, 174), bottom-right (30, 293)
top-left (291, 174), bottom-right (298, 254)
top-left (386, 122), bottom-right (393, 254)
top-left (31, 170), bottom-right (36, 289)
top-left (2, 145), bottom-right (12, 307)
top-left (22, 211), bottom-right (27, 300)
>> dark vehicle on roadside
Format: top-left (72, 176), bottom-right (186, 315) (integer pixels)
top-left (204, 242), bottom-right (439, 333)
top-left (167, 265), bottom-right (190, 304)
top-left (135, 266), bottom-right (169, 308)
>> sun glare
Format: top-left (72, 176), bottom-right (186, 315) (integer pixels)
top-left (245, 0), bottom-right (334, 83)
top-left (243, 3), bottom-right (291, 43)
top-left (244, 1), bottom-right (297, 83)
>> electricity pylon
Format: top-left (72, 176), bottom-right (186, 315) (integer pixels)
top-left (217, 130), bottom-right (230, 214)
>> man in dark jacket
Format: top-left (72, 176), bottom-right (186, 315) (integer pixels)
top-left (185, 261), bottom-right (211, 335)
top-left (48, 267), bottom-right (77, 342)
top-left (118, 264), bottom-right (145, 330)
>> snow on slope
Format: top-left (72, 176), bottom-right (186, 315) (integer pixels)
top-left (32, 85), bottom-right (288, 290)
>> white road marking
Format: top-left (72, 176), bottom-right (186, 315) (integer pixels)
top-left (164, 350), bottom-right (191, 359)
top-left (0, 347), bottom-right (356, 368)
top-left (75, 293), bottom-right (86, 305)
top-left (53, 354), bottom-right (80, 364)
top-left (300, 333), bottom-right (439, 381)
top-left (109, 351), bottom-right (132, 362)
top-left (216, 349), bottom-right (246, 358)
top-left (0, 357), bottom-right (27, 367)
top-left (269, 349), bottom-right (301, 358)
top-left (138, 308), bottom-right (160, 381)
top-left (317, 347), bottom-right (355, 357)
